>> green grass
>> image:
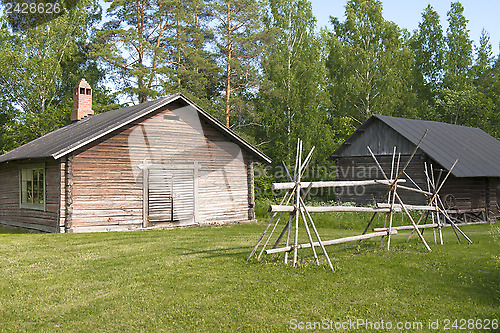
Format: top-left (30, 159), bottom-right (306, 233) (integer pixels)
top-left (0, 219), bottom-right (498, 332)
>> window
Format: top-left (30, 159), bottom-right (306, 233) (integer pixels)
top-left (20, 165), bottom-right (46, 210)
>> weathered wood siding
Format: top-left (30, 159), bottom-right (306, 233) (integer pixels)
top-left (334, 154), bottom-right (428, 205)
top-left (68, 102), bottom-right (252, 231)
top-left (335, 120), bottom-right (419, 157)
top-left (439, 176), bottom-right (488, 214)
top-left (0, 158), bottom-right (60, 232)
top-left (488, 178), bottom-right (500, 218)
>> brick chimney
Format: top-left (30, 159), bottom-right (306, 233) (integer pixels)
top-left (71, 79), bottom-right (93, 121)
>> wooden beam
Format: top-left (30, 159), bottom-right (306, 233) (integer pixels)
top-left (269, 205), bottom-right (428, 213)
top-left (377, 203), bottom-right (437, 211)
top-left (272, 179), bottom-right (406, 190)
top-left (265, 230), bottom-right (398, 254)
top-left (374, 224), bottom-right (438, 232)
top-left (396, 184), bottom-right (433, 196)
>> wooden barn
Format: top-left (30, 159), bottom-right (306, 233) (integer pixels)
top-left (0, 79), bottom-right (271, 233)
top-left (329, 114), bottom-right (500, 220)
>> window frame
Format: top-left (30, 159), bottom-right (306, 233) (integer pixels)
top-left (19, 163), bottom-right (46, 211)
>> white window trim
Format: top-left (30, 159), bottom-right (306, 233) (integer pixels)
top-left (19, 163), bottom-right (46, 211)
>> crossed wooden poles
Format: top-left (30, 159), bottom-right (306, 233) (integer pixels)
top-left (249, 135), bottom-right (473, 272)
top-left (366, 146), bottom-right (472, 249)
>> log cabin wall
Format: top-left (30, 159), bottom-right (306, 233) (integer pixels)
top-left (0, 158), bottom-right (60, 232)
top-left (68, 102), bottom-right (252, 232)
top-left (438, 176), bottom-right (487, 213)
top-left (334, 154), bottom-right (428, 205)
top-left (488, 177), bottom-right (500, 218)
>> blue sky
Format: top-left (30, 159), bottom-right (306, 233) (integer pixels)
top-left (310, 0), bottom-right (500, 56)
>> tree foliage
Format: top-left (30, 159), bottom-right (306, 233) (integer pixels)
top-left (0, 0), bottom-right (499, 177)
top-left (0, 0), bottom-right (113, 153)
top-left (410, 5), bottom-right (444, 106)
top-left (325, 0), bottom-right (415, 122)
top-left (255, 0), bottom-right (333, 164)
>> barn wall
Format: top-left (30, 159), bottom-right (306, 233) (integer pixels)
top-left (488, 178), bottom-right (500, 218)
top-left (0, 158), bottom-right (60, 232)
top-left (334, 154), bottom-right (428, 205)
top-left (335, 120), bottom-right (419, 157)
top-left (438, 176), bottom-right (492, 220)
top-left (68, 102), bottom-right (252, 232)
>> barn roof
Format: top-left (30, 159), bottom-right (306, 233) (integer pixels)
top-left (329, 114), bottom-right (500, 178)
top-left (0, 93), bottom-right (272, 164)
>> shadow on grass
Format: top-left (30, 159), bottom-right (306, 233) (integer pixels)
top-left (176, 246), bottom-right (251, 258)
top-left (0, 225), bottom-right (38, 234)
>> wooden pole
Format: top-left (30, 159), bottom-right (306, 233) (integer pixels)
top-left (363, 132), bottom-right (427, 236)
top-left (285, 138), bottom-right (302, 265)
top-left (436, 196), bottom-right (473, 243)
top-left (248, 189), bottom-right (294, 260)
top-left (387, 153), bottom-right (400, 250)
top-left (257, 192), bottom-right (295, 260)
top-left (375, 223), bottom-right (438, 231)
top-left (284, 212), bottom-right (292, 264)
top-left (266, 230), bottom-right (398, 254)
top-left (299, 204), bottom-right (319, 265)
top-left (406, 211), bottom-right (429, 242)
top-left (292, 140), bottom-right (303, 266)
top-left (381, 147), bottom-right (396, 247)
top-left (273, 179), bottom-right (405, 190)
top-left (425, 162), bottom-right (443, 245)
top-left (299, 196), bottom-right (334, 271)
top-left (394, 192), bottom-right (432, 251)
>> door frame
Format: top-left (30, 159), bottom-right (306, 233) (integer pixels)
top-left (142, 162), bottom-right (199, 228)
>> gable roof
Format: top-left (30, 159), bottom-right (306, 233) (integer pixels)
top-left (329, 114), bottom-right (500, 178)
top-left (0, 93), bottom-right (271, 164)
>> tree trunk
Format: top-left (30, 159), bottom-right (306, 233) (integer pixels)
top-left (224, 1), bottom-right (232, 128)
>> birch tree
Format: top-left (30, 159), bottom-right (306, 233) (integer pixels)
top-left (325, 0), bottom-right (414, 121)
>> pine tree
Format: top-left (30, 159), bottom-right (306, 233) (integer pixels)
top-left (93, 0), bottom-right (172, 103)
top-left (211, 0), bottom-right (264, 127)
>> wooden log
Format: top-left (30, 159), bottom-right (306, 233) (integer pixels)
top-left (396, 184), bottom-right (433, 196)
top-left (376, 203), bottom-right (437, 211)
top-left (248, 188), bottom-right (294, 260)
top-left (374, 223), bottom-right (438, 231)
top-left (394, 192), bottom-right (432, 251)
top-left (266, 230), bottom-right (398, 254)
top-left (270, 205), bottom-right (394, 213)
top-left (299, 197), bottom-right (335, 272)
top-left (272, 179), bottom-right (406, 190)
top-left (292, 140), bottom-right (303, 267)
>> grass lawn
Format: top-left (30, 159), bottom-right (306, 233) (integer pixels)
top-left (0, 218), bottom-right (498, 332)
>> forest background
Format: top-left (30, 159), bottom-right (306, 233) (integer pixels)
top-left (0, 0), bottom-right (499, 197)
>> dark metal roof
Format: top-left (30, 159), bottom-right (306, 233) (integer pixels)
top-left (329, 114), bottom-right (500, 178)
top-left (0, 93), bottom-right (271, 164)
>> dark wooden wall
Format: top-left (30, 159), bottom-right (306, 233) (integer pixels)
top-left (335, 120), bottom-right (419, 157)
top-left (68, 103), bottom-right (253, 232)
top-left (0, 158), bottom-right (60, 232)
top-left (334, 154), bottom-right (429, 205)
top-left (335, 154), bottom-right (499, 219)
top-left (488, 178), bottom-right (500, 217)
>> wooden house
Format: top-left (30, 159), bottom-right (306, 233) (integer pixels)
top-left (0, 79), bottom-right (271, 232)
top-left (329, 115), bottom-right (500, 220)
